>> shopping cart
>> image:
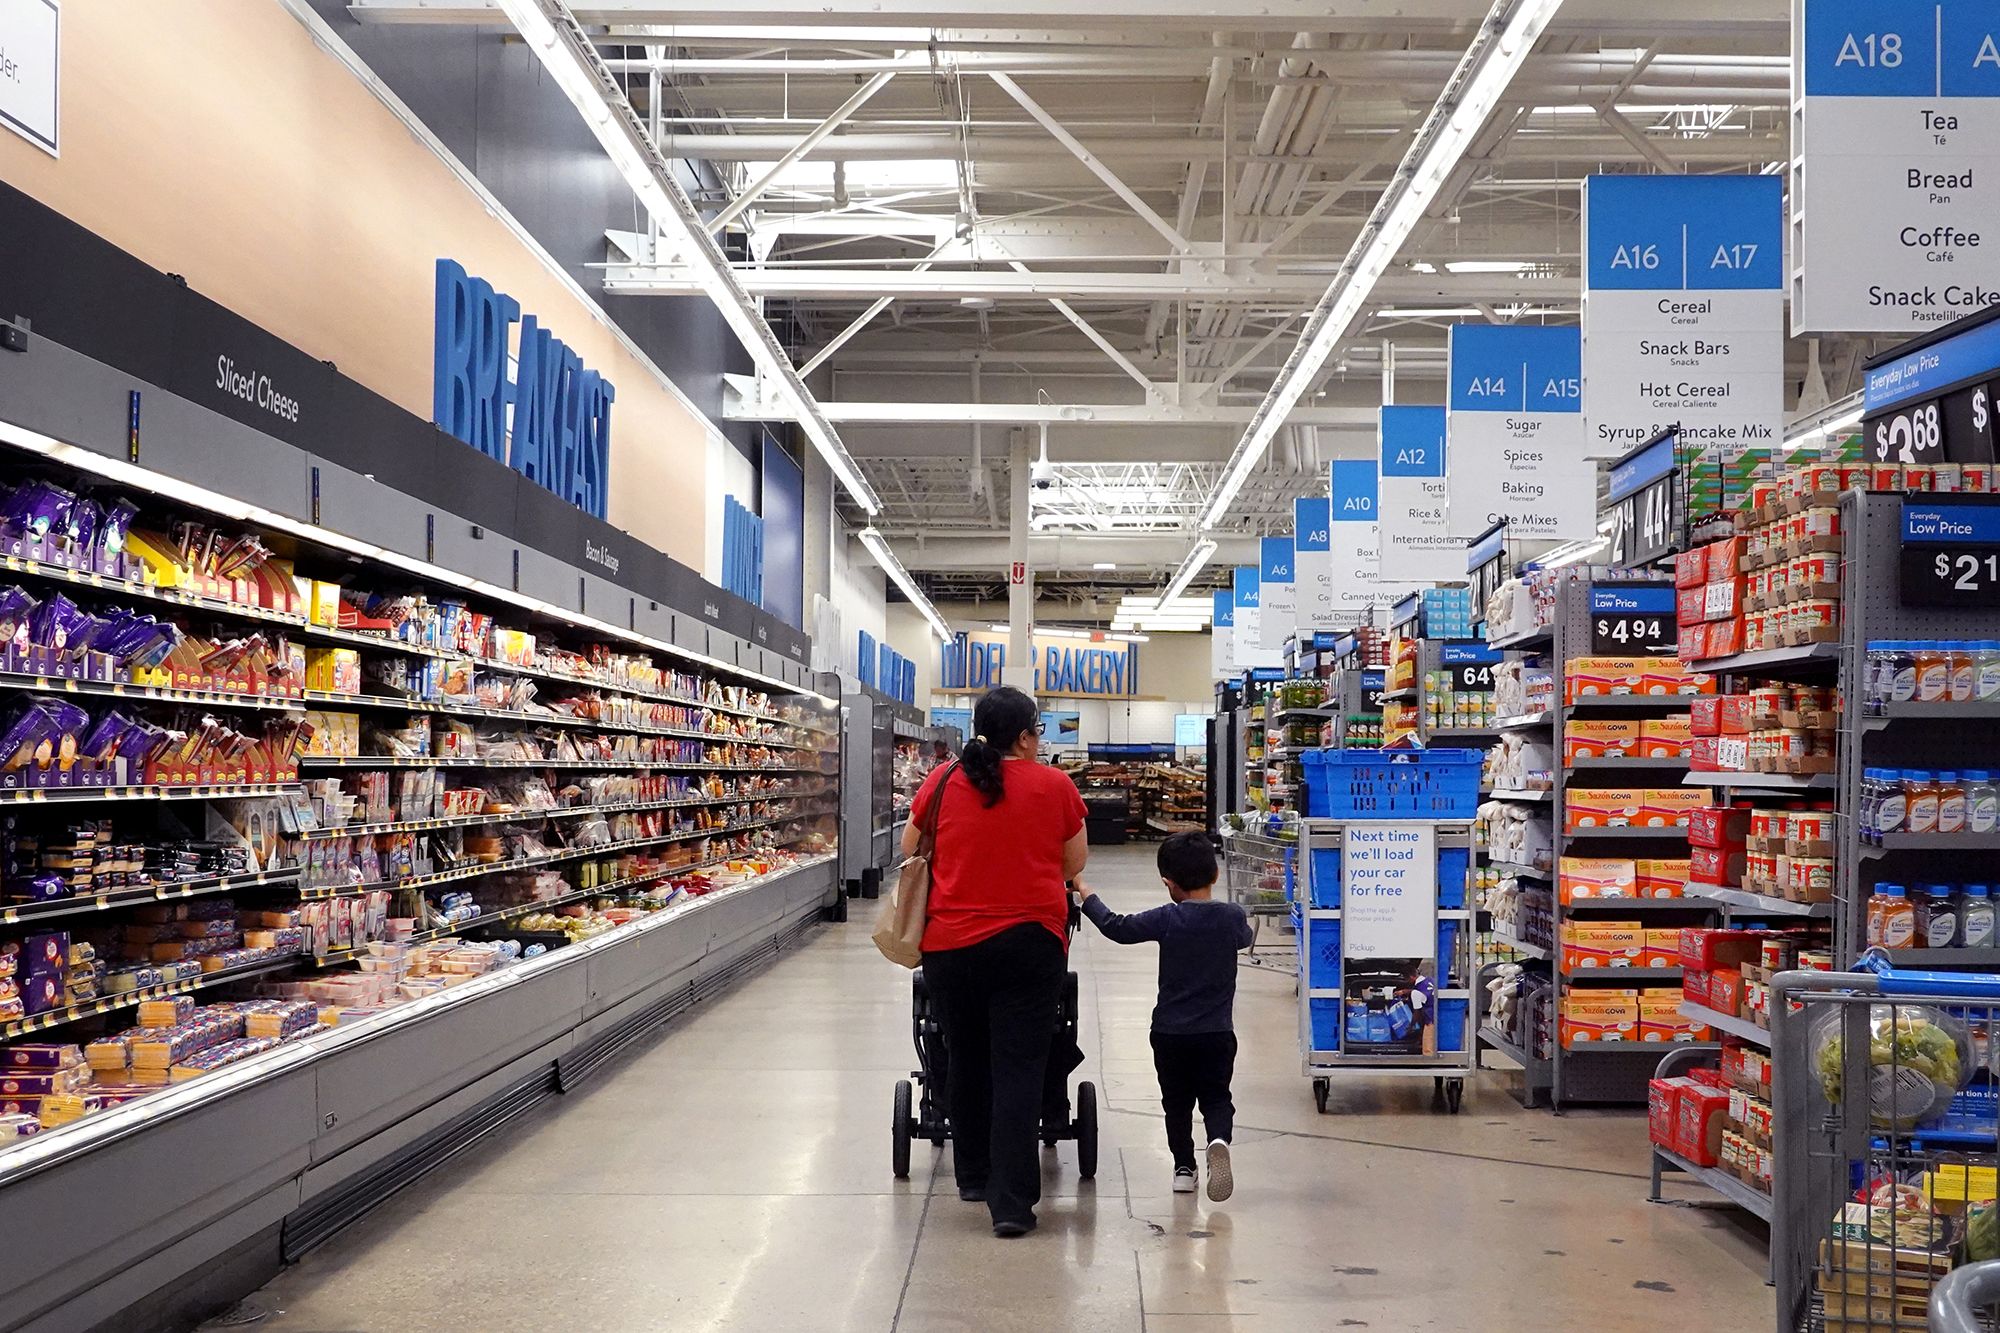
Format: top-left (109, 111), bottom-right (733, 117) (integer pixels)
top-left (890, 902), bottom-right (1098, 1181)
top-left (1931, 1261), bottom-right (2000, 1332)
top-left (1222, 828), bottom-right (1295, 970)
top-left (1771, 953), bottom-right (2000, 1333)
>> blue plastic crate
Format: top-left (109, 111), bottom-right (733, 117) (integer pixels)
top-left (1308, 997), bottom-right (1342, 1051)
top-left (1437, 847), bottom-right (1468, 908)
top-left (1299, 749), bottom-right (1485, 819)
top-left (1308, 848), bottom-right (1341, 908)
top-left (1306, 920), bottom-right (1342, 990)
top-left (1436, 920), bottom-right (1460, 973)
top-left (1435, 998), bottom-right (1469, 1053)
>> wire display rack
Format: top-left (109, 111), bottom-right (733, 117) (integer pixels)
top-left (1771, 956), bottom-right (2000, 1333)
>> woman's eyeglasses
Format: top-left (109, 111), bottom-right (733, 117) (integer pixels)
top-left (1031, 723), bottom-right (1047, 735)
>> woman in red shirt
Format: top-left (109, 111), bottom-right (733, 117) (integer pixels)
top-left (903, 685), bottom-right (1087, 1237)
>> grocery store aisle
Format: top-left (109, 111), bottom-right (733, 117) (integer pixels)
top-left (240, 846), bottom-right (1771, 1332)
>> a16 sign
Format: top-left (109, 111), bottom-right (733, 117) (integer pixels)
top-left (1586, 584), bottom-right (1677, 656)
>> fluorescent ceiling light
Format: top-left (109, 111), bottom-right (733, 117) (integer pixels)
top-left (1199, 0), bottom-right (1565, 530)
top-left (1376, 307), bottom-right (1487, 319)
top-left (859, 527), bottom-right (953, 644)
top-left (1784, 392), bottom-right (1865, 452)
top-left (1153, 539), bottom-right (1218, 611)
top-left (492, 0), bottom-right (881, 517)
top-left (1092, 562), bottom-right (1118, 571)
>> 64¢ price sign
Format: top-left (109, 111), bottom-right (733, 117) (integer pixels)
top-left (1586, 585), bottom-right (1677, 655)
top-left (1439, 642), bottom-right (1501, 692)
top-left (1901, 499), bottom-right (2000, 607)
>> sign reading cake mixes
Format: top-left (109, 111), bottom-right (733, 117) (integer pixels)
top-left (1444, 323), bottom-right (1593, 542)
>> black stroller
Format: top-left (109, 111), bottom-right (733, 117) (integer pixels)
top-left (890, 907), bottom-right (1098, 1180)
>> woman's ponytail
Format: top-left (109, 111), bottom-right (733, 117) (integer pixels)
top-left (959, 685), bottom-right (1039, 807)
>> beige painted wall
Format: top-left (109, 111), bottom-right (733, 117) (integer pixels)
top-left (0, 0), bottom-right (709, 565)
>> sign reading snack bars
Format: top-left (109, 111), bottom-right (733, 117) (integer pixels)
top-left (1376, 405), bottom-right (1463, 581)
top-left (0, 1), bottom-right (58, 157)
top-left (1329, 459), bottom-right (1424, 628)
top-left (1259, 536), bottom-right (1296, 651)
top-left (1582, 174), bottom-right (1785, 458)
top-left (1293, 496), bottom-right (1334, 631)
top-left (1793, 0), bottom-right (2000, 333)
top-left (1444, 323), bottom-right (1593, 542)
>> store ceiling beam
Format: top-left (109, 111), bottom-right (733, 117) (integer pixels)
top-left (722, 386), bottom-right (1382, 426)
top-left (348, 0), bottom-right (1785, 35)
top-left (636, 130), bottom-right (1784, 164)
top-left (704, 70), bottom-right (896, 234)
top-left (611, 267), bottom-right (1579, 303)
top-left (880, 533), bottom-right (1263, 571)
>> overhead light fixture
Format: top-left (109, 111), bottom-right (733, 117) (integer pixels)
top-left (1198, 0), bottom-right (1565, 530)
top-left (491, 0), bottom-right (882, 516)
top-left (858, 527), bottom-right (953, 644)
top-left (1154, 538), bottom-right (1218, 611)
top-left (1092, 561), bottom-right (1118, 571)
top-left (1783, 392), bottom-right (1865, 454)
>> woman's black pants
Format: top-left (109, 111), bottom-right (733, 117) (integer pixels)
top-left (921, 923), bottom-right (1065, 1228)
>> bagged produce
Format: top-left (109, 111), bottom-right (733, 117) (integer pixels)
top-left (1812, 1004), bottom-right (1970, 1129)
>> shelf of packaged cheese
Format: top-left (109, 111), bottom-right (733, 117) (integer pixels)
top-left (1861, 832), bottom-right (2000, 859)
top-left (0, 869), bottom-right (303, 926)
top-left (1688, 642), bottom-right (1840, 679)
top-left (1681, 771), bottom-right (1837, 790)
top-left (294, 624), bottom-right (801, 722)
top-left (0, 671), bottom-right (305, 714)
top-left (299, 690), bottom-right (820, 749)
top-left (0, 952), bottom-right (305, 1041)
top-left (0, 552), bottom-right (309, 631)
top-left (1679, 1002), bottom-right (1767, 1046)
top-left (1651, 1143), bottom-right (1774, 1221)
top-left (298, 790), bottom-right (804, 842)
top-left (0, 782), bottom-right (304, 805)
top-left (296, 820), bottom-right (794, 900)
top-left (297, 756), bottom-right (816, 772)
top-left (1687, 886), bottom-right (1832, 918)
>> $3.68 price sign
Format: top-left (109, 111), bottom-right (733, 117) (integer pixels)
top-left (1871, 399), bottom-right (1945, 466)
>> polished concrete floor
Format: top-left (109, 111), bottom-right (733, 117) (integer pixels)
top-left (241, 844), bottom-right (1773, 1332)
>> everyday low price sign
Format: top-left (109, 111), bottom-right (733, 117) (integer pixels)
top-left (1343, 822), bottom-right (1437, 960)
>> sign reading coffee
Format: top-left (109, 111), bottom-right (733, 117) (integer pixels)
top-left (432, 259), bottom-right (615, 520)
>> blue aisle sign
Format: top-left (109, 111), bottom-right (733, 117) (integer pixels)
top-left (1377, 404), bottom-right (1460, 580)
top-left (433, 259), bottom-right (615, 519)
top-left (1582, 175), bottom-right (1784, 460)
top-left (1294, 496), bottom-right (1333, 630)
top-left (1794, 0), bottom-right (2000, 332)
top-left (1212, 588), bottom-right (1235, 629)
top-left (1259, 535), bottom-right (1296, 650)
top-left (1445, 324), bottom-right (1593, 540)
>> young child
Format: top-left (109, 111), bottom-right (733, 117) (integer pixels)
top-left (1078, 832), bottom-right (1254, 1202)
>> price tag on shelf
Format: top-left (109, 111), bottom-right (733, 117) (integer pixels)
top-left (1587, 585), bottom-right (1677, 655)
top-left (1359, 669), bottom-right (1387, 714)
top-left (1900, 497), bottom-right (2000, 606)
top-left (1439, 642), bottom-right (1501, 692)
top-left (1603, 430), bottom-right (1682, 569)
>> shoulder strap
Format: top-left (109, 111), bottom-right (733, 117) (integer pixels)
top-left (916, 760), bottom-right (962, 857)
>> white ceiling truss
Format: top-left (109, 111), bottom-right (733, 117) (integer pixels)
top-left (355, 0), bottom-right (1896, 604)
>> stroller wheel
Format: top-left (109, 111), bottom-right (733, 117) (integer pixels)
top-left (1074, 1081), bottom-right (1098, 1180)
top-left (892, 1079), bottom-right (914, 1179)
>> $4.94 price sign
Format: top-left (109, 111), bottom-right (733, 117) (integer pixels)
top-left (1901, 499), bottom-right (2000, 607)
top-left (1586, 584), bottom-right (1677, 655)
